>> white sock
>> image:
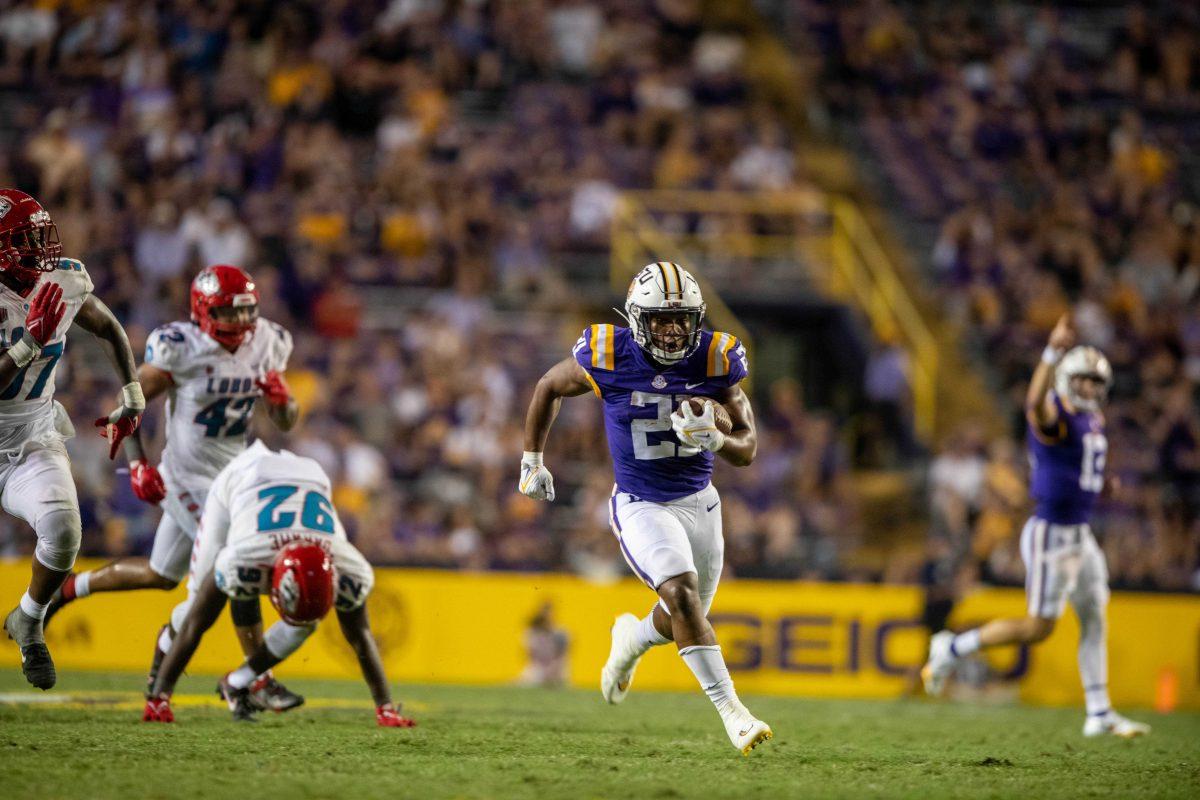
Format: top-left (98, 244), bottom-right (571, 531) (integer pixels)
top-left (950, 629), bottom-right (981, 658)
top-left (19, 591), bottom-right (47, 621)
top-left (1077, 604), bottom-right (1111, 717)
top-left (74, 571), bottom-right (92, 598)
top-left (679, 645), bottom-right (741, 717)
top-left (635, 612), bottom-right (669, 651)
top-left (158, 626), bottom-right (174, 654)
top-left (227, 663), bottom-right (258, 690)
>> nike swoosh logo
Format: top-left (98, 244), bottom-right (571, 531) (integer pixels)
top-left (685, 382), bottom-right (704, 389)
top-left (706, 501), bottom-right (720, 512)
top-left (738, 724), bottom-right (754, 737)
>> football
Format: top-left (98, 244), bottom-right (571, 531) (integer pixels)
top-left (684, 397), bottom-right (734, 435)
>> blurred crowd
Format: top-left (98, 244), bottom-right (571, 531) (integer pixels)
top-left (0, 0), bottom-right (850, 581)
top-left (786, 1), bottom-right (1200, 591)
top-left (0, 1), bottom-right (1194, 593)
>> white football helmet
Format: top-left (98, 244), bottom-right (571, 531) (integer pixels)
top-left (1055, 345), bottom-right (1112, 412)
top-left (624, 261), bottom-right (706, 364)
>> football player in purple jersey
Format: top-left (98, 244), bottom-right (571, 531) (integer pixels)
top-left (922, 314), bottom-right (1149, 738)
top-left (519, 262), bottom-right (771, 756)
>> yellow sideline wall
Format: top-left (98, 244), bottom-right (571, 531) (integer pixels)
top-left (1, 559), bottom-right (1197, 710)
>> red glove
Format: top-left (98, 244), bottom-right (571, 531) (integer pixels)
top-left (95, 382), bottom-right (146, 460)
top-left (256, 370), bottom-right (292, 408)
top-left (376, 703), bottom-right (416, 728)
top-left (25, 281), bottom-right (65, 345)
top-left (94, 413), bottom-right (141, 460)
top-left (130, 460), bottom-right (167, 504)
top-left (142, 694), bottom-right (174, 723)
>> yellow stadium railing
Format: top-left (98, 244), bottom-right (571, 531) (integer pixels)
top-left (610, 190), bottom-right (938, 441)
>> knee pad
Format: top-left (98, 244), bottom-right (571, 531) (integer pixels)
top-left (263, 620), bottom-right (315, 661)
top-left (33, 508), bottom-right (82, 572)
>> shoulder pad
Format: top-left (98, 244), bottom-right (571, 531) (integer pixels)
top-left (574, 324), bottom-right (618, 372)
top-left (52, 258), bottom-right (94, 300)
top-left (145, 322), bottom-right (196, 372)
top-left (705, 332), bottom-right (741, 378)
top-left (262, 319), bottom-right (293, 370)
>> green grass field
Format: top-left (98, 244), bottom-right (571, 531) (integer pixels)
top-left (0, 670), bottom-right (1197, 799)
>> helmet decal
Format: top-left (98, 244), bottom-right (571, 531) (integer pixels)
top-left (275, 570), bottom-right (301, 618)
top-left (0, 198), bottom-right (11, 221)
top-left (195, 270), bottom-right (221, 296)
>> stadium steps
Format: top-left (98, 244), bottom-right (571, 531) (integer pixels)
top-left (720, 1), bottom-right (1005, 442)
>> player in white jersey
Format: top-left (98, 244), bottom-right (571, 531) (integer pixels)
top-left (142, 441), bottom-right (414, 728)
top-left (45, 264), bottom-right (302, 706)
top-left (0, 189), bottom-right (145, 690)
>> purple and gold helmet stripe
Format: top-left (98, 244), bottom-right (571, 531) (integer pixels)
top-left (656, 261), bottom-right (683, 299)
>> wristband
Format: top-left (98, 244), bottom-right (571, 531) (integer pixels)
top-left (522, 451), bottom-right (543, 467)
top-left (7, 333), bottom-right (38, 368)
top-left (122, 381), bottom-right (146, 411)
top-left (1041, 346), bottom-right (1064, 366)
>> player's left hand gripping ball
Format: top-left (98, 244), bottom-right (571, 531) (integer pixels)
top-left (94, 381), bottom-right (146, 460)
top-left (376, 703), bottom-right (416, 728)
top-left (256, 370), bottom-right (292, 407)
top-left (518, 451), bottom-right (555, 501)
top-left (672, 400), bottom-right (725, 453)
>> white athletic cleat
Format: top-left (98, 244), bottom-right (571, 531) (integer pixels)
top-left (1083, 711), bottom-right (1151, 739)
top-left (921, 630), bottom-right (956, 697)
top-left (601, 613), bottom-right (642, 704)
top-left (724, 707), bottom-right (772, 756)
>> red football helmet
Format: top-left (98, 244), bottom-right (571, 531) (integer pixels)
top-left (0, 189), bottom-right (62, 294)
top-left (190, 265), bottom-right (259, 349)
top-left (270, 542), bottom-right (335, 625)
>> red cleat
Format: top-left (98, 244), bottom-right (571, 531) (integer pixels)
top-left (376, 703), bottom-right (416, 728)
top-left (143, 694), bottom-right (174, 723)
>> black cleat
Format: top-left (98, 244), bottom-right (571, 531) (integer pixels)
top-left (251, 674), bottom-right (305, 712)
top-left (5, 608), bottom-right (56, 690)
top-left (145, 624), bottom-right (170, 698)
top-left (217, 674), bottom-right (263, 722)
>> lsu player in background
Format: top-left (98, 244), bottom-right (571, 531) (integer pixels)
top-left (0, 189), bottom-right (145, 690)
top-left (922, 314), bottom-right (1150, 738)
top-left (142, 441), bottom-right (413, 729)
top-left (45, 265), bottom-right (302, 708)
top-left (519, 262), bottom-right (771, 755)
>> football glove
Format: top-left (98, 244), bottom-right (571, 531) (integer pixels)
top-left (94, 382), bottom-right (146, 460)
top-left (671, 401), bottom-right (725, 453)
top-left (25, 281), bottom-right (65, 345)
top-left (8, 281), bottom-right (65, 368)
top-left (376, 703), bottom-right (417, 728)
top-left (129, 460), bottom-right (167, 504)
top-left (518, 451), bottom-right (555, 501)
top-left (256, 370), bottom-right (292, 408)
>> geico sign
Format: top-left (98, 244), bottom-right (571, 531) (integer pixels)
top-left (710, 613), bottom-right (1030, 679)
